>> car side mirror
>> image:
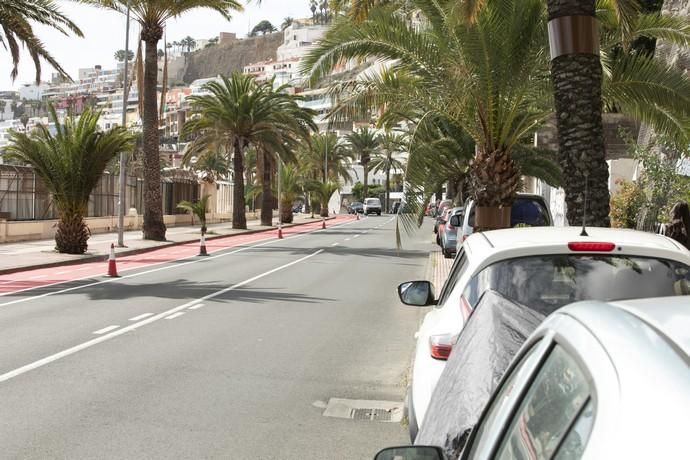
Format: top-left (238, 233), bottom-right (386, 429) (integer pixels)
top-left (374, 446), bottom-right (445, 460)
top-left (398, 281), bottom-right (436, 306)
top-left (449, 215), bottom-right (462, 227)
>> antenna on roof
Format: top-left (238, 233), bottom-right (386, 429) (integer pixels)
top-left (580, 172), bottom-right (589, 237)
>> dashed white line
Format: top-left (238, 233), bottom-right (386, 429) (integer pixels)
top-left (93, 325), bottom-right (119, 335)
top-left (165, 312), bottom-right (185, 320)
top-left (129, 313), bottom-right (154, 321)
top-left (188, 304), bottom-right (205, 310)
top-left (331, 242), bottom-right (339, 247)
top-left (353, 235), bottom-right (360, 238)
top-left (0, 249), bottom-right (323, 383)
top-left (345, 238), bottom-right (351, 241)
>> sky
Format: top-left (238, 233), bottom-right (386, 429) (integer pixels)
top-left (1, 0), bottom-right (312, 91)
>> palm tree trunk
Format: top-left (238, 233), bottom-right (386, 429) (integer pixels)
top-left (362, 159), bottom-right (369, 198)
top-left (548, 1), bottom-right (610, 227)
top-left (141, 27), bottom-right (166, 240)
top-left (281, 199), bottom-right (293, 224)
top-left (260, 150), bottom-right (273, 226)
top-left (385, 166), bottom-right (391, 213)
top-left (55, 211), bottom-right (89, 254)
top-left (470, 145), bottom-right (520, 230)
top-left (232, 138), bottom-right (247, 229)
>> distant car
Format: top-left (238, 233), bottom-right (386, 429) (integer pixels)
top-left (348, 202), bottom-right (364, 214)
top-left (434, 207), bottom-right (454, 239)
top-left (379, 296), bottom-right (690, 460)
top-left (292, 203), bottom-right (303, 214)
top-left (397, 226), bottom-right (690, 442)
top-left (438, 207), bottom-right (464, 258)
top-left (457, 194), bottom-right (552, 248)
top-left (363, 197), bottom-right (382, 216)
top-left (437, 200), bottom-right (452, 217)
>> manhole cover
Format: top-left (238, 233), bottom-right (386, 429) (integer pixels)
top-left (351, 408), bottom-right (392, 422)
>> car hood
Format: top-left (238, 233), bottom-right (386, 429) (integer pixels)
top-left (415, 290), bottom-right (546, 458)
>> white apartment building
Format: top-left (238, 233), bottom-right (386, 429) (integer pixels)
top-left (18, 83), bottom-right (49, 101)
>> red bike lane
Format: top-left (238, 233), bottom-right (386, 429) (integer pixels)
top-left (0, 215), bottom-right (355, 296)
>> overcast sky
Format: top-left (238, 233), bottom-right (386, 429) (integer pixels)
top-left (1, 0), bottom-right (312, 91)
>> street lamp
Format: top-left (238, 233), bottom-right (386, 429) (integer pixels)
top-left (117, 3), bottom-right (131, 247)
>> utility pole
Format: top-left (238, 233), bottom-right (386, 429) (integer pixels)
top-left (324, 130), bottom-right (328, 182)
top-left (277, 158), bottom-right (282, 230)
top-left (117, 3), bottom-right (131, 247)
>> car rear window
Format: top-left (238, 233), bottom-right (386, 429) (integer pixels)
top-left (463, 255), bottom-right (690, 313)
top-left (365, 199), bottom-right (380, 206)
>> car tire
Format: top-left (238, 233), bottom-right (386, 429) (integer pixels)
top-left (443, 248), bottom-right (453, 258)
top-left (377, 212), bottom-right (381, 216)
top-left (407, 387), bottom-right (419, 443)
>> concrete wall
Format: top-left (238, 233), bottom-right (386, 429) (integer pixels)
top-left (0, 212), bottom-right (231, 243)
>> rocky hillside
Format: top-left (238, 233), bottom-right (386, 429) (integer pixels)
top-left (166, 33), bottom-right (283, 84)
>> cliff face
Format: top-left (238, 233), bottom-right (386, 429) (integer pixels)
top-left (166, 33), bottom-right (283, 84)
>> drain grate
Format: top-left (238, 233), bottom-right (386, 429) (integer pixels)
top-left (351, 408), bottom-right (392, 422)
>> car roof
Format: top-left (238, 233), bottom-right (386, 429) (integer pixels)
top-left (463, 227), bottom-right (690, 264)
top-left (547, 299), bottom-right (690, 458)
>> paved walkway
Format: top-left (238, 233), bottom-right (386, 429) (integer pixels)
top-left (426, 247), bottom-right (454, 292)
top-left (0, 214), bottom-right (335, 274)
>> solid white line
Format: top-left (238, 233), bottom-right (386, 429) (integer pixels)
top-left (188, 304), bottom-right (205, 310)
top-left (129, 313), bottom-right (153, 321)
top-left (93, 325), bottom-right (119, 335)
top-left (0, 249), bottom-right (324, 383)
top-left (165, 312), bottom-right (185, 320)
top-left (0, 218), bottom-right (358, 305)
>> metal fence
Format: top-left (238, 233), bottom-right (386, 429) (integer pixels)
top-left (0, 165), bottom-right (198, 221)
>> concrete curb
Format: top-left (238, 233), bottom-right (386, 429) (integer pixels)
top-left (0, 216), bottom-right (340, 276)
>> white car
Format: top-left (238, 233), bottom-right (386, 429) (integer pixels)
top-left (398, 226), bottom-right (690, 441)
top-left (363, 197), bottom-right (382, 215)
top-left (378, 296), bottom-right (690, 460)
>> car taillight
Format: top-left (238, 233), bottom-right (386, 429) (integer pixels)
top-left (429, 333), bottom-right (458, 360)
top-left (568, 242), bottom-right (616, 252)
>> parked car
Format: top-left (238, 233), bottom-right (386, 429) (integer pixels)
top-left (437, 200), bottom-right (452, 217)
top-left (426, 202), bottom-right (437, 217)
top-left (292, 203), bottom-right (303, 214)
top-left (457, 194), bottom-right (552, 248)
top-left (363, 197), bottom-right (382, 215)
top-left (439, 208), bottom-right (464, 258)
top-left (434, 207), bottom-right (454, 239)
top-left (348, 202), bottom-right (364, 214)
top-left (377, 296), bottom-right (690, 460)
top-left (397, 226), bottom-right (690, 442)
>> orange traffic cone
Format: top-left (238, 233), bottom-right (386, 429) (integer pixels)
top-left (322, 217), bottom-right (326, 229)
top-left (107, 243), bottom-right (119, 277)
top-left (199, 234), bottom-right (208, 256)
top-left (278, 223), bottom-right (283, 239)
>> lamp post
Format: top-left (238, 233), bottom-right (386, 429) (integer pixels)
top-left (117, 3), bottom-right (131, 247)
top-left (277, 157), bottom-right (282, 234)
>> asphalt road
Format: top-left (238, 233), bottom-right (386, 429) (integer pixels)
top-left (0, 215), bottom-right (432, 459)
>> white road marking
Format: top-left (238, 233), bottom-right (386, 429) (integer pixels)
top-left (55, 271), bottom-right (69, 275)
top-left (331, 242), bottom-right (339, 247)
top-left (353, 235), bottom-right (360, 238)
top-left (129, 313), bottom-right (153, 321)
top-left (0, 218), bottom-right (358, 305)
top-left (0, 249), bottom-right (324, 383)
top-left (93, 325), bottom-right (119, 335)
top-left (165, 312), bottom-right (185, 320)
top-left (188, 304), bottom-right (205, 310)
top-left (344, 238), bottom-right (351, 241)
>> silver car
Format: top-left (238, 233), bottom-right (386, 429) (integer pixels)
top-left (375, 296), bottom-right (690, 460)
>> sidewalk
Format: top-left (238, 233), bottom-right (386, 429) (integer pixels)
top-left (0, 214), bottom-right (334, 275)
top-left (425, 247), bottom-right (454, 291)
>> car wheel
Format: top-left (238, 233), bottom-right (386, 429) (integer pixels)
top-left (443, 248), bottom-right (453, 258)
top-left (377, 212), bottom-right (381, 216)
top-left (407, 387), bottom-right (419, 443)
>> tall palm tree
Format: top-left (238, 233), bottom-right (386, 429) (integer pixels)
top-left (303, 132), bottom-right (353, 183)
top-left (183, 73), bottom-right (315, 229)
top-left (5, 107), bottom-right (132, 254)
top-left (83, 0), bottom-right (243, 241)
top-left (371, 131), bottom-right (405, 213)
top-left (276, 164), bottom-right (304, 224)
top-left (0, 0), bottom-right (83, 82)
top-left (345, 127), bottom-right (380, 199)
top-left (309, 180), bottom-right (339, 217)
top-left (281, 16), bottom-right (294, 31)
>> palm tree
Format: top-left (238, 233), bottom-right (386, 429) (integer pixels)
top-left (277, 164), bottom-right (304, 223)
top-left (0, 0), bottom-right (83, 82)
top-left (83, 0), bottom-right (242, 241)
top-left (5, 107), bottom-right (132, 254)
top-left (183, 73), bottom-right (316, 229)
top-left (281, 16), bottom-right (293, 31)
top-left (303, 132), bottom-right (353, 183)
top-left (114, 49), bottom-right (134, 62)
top-left (371, 131), bottom-right (406, 213)
top-left (250, 20), bottom-right (277, 37)
top-left (180, 35), bottom-right (197, 54)
top-left (309, 181), bottom-right (339, 217)
top-left (345, 127), bottom-right (380, 199)
top-left (177, 194), bottom-right (211, 235)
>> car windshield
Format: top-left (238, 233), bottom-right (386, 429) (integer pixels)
top-left (465, 255), bottom-right (690, 312)
top-left (365, 199), bottom-right (380, 205)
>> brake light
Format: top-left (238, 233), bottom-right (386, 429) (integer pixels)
top-left (568, 242), bottom-right (616, 252)
top-left (429, 333), bottom-right (458, 360)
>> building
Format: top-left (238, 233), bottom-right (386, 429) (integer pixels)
top-left (18, 83), bottom-right (49, 101)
